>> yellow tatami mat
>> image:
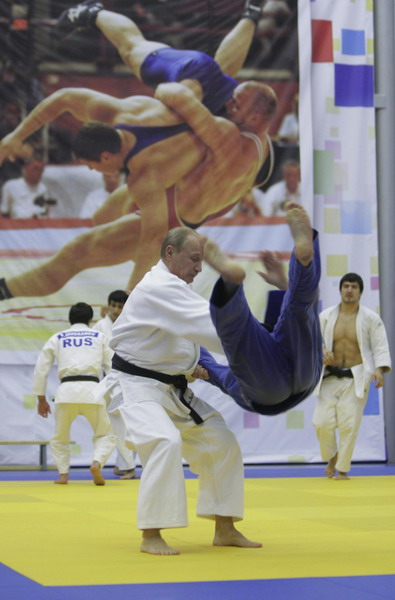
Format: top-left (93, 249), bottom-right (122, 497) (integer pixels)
top-left (0, 476), bottom-right (394, 587)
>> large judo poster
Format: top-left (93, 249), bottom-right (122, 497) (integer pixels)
top-left (0, 0), bottom-right (385, 466)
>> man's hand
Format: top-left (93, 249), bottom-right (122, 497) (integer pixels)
top-left (371, 367), bottom-right (385, 388)
top-left (0, 134), bottom-right (32, 166)
top-left (257, 251), bottom-right (288, 290)
top-left (191, 364), bottom-right (209, 381)
top-left (323, 349), bottom-right (335, 366)
top-left (37, 396), bottom-right (51, 418)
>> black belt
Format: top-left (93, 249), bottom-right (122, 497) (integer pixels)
top-left (61, 375), bottom-right (100, 383)
top-left (112, 353), bottom-right (203, 425)
top-left (323, 366), bottom-right (353, 379)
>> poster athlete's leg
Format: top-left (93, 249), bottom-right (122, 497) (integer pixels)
top-left (3, 216), bottom-right (141, 298)
top-left (95, 10), bottom-right (169, 79)
top-left (214, 19), bottom-right (256, 77)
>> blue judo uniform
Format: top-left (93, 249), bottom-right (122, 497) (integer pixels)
top-left (199, 233), bottom-right (322, 416)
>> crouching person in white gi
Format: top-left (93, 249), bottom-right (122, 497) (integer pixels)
top-left (34, 302), bottom-right (117, 485)
top-left (101, 227), bottom-right (260, 555)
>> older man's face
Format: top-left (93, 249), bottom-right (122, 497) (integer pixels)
top-left (166, 235), bottom-right (203, 284)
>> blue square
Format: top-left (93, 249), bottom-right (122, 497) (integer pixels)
top-left (342, 29), bottom-right (365, 55)
top-left (341, 201), bottom-right (372, 234)
top-left (364, 383), bottom-right (379, 415)
top-left (335, 64), bottom-right (374, 107)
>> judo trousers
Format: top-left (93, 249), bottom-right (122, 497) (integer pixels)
top-left (209, 233), bottom-right (322, 412)
top-left (106, 372), bottom-right (244, 530)
top-left (50, 403), bottom-right (116, 474)
top-left (312, 376), bottom-right (368, 473)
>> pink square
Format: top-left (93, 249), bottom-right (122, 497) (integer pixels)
top-left (243, 412), bottom-right (259, 428)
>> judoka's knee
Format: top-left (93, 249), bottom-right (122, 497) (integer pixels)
top-left (140, 429), bottom-right (183, 461)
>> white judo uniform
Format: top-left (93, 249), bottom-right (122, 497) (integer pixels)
top-left (102, 260), bottom-right (244, 530)
top-left (313, 304), bottom-right (391, 473)
top-left (93, 315), bottom-right (136, 473)
top-left (33, 323), bottom-right (117, 474)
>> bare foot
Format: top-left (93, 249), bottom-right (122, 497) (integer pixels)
top-left (325, 454), bottom-right (337, 479)
top-left (257, 250), bottom-right (288, 290)
top-left (119, 469), bottom-right (139, 480)
top-left (54, 473), bottom-right (68, 485)
top-left (285, 202), bottom-right (313, 266)
top-left (203, 237), bottom-right (245, 285)
top-left (140, 529), bottom-right (180, 555)
top-left (90, 460), bottom-right (105, 486)
top-left (335, 471), bottom-right (350, 480)
top-left (213, 517), bottom-right (262, 548)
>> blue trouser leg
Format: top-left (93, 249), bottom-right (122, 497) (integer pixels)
top-left (209, 233), bottom-right (322, 410)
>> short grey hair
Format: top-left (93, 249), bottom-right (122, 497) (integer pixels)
top-left (160, 227), bottom-right (198, 258)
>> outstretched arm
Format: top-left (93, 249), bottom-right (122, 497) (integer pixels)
top-left (155, 83), bottom-right (234, 151)
top-left (0, 88), bottom-right (122, 165)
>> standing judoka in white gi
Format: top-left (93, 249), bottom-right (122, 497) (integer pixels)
top-left (313, 273), bottom-right (391, 480)
top-left (93, 289), bottom-right (138, 480)
top-left (34, 302), bottom-right (117, 485)
top-left (102, 227), bottom-right (261, 555)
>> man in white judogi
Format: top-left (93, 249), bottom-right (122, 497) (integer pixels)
top-left (94, 289), bottom-right (138, 479)
top-left (102, 227), bottom-right (260, 555)
top-left (313, 273), bottom-right (391, 480)
top-left (34, 302), bottom-right (117, 485)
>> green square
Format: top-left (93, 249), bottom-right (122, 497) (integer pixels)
top-left (330, 127), bottom-right (339, 138)
top-left (23, 394), bottom-right (37, 409)
top-left (325, 97), bottom-right (339, 115)
top-left (286, 411), bottom-right (304, 429)
top-left (314, 150), bottom-right (335, 195)
top-left (324, 208), bottom-right (341, 233)
top-left (326, 255), bottom-right (348, 276)
top-left (370, 256), bottom-right (378, 274)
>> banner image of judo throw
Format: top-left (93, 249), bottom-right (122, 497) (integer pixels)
top-left (0, 0), bottom-right (384, 466)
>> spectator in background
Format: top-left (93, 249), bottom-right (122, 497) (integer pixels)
top-left (258, 159), bottom-right (300, 216)
top-left (1, 153), bottom-right (55, 218)
top-left (225, 188), bottom-right (264, 218)
top-left (277, 93), bottom-right (299, 145)
top-left (93, 290), bottom-right (138, 480)
top-left (80, 171), bottom-right (123, 219)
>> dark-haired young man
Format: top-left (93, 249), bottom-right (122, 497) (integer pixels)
top-left (313, 273), bottom-right (391, 480)
top-left (94, 290), bottom-right (138, 480)
top-left (33, 302), bottom-right (117, 485)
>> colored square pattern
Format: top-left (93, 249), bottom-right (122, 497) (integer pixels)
top-left (340, 201), bottom-right (372, 234)
top-left (364, 383), bottom-right (379, 415)
top-left (342, 29), bottom-right (365, 55)
top-left (370, 256), bottom-right (378, 274)
top-left (326, 97), bottom-right (340, 114)
top-left (243, 412), bottom-right (259, 428)
top-left (323, 207), bottom-right (341, 233)
top-left (314, 150), bottom-right (335, 195)
top-left (370, 275), bottom-right (379, 291)
top-left (286, 411), bottom-right (304, 429)
top-left (311, 20), bottom-right (333, 62)
top-left (326, 255), bottom-right (348, 276)
top-left (23, 394), bottom-right (36, 409)
top-left (334, 64), bottom-right (374, 107)
top-left (325, 140), bottom-right (342, 160)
